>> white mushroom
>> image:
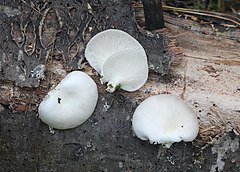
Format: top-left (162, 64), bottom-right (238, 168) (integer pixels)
top-left (101, 50), bottom-right (148, 92)
top-left (85, 29), bottom-right (148, 92)
top-left (132, 94), bottom-right (199, 148)
top-left (85, 29), bottom-right (146, 74)
top-left (38, 71), bottom-right (98, 130)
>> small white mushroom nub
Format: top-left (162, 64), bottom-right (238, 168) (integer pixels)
top-left (38, 71), bottom-right (98, 130)
top-left (85, 29), bottom-right (148, 92)
top-left (132, 94), bottom-right (199, 148)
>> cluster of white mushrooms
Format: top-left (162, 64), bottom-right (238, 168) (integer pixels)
top-left (38, 29), bottom-right (199, 148)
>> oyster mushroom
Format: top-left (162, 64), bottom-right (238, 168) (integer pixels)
top-left (38, 71), bottom-right (98, 130)
top-left (132, 94), bottom-right (199, 148)
top-left (101, 50), bottom-right (148, 92)
top-left (85, 29), bottom-right (146, 74)
top-left (85, 29), bottom-right (148, 92)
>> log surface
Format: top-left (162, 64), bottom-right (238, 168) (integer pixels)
top-left (0, 0), bottom-right (239, 171)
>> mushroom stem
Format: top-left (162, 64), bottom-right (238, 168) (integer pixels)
top-left (106, 81), bottom-right (120, 93)
top-left (163, 142), bottom-right (173, 148)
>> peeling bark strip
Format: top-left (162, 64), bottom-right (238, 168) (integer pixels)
top-left (141, 0), bottom-right (164, 30)
top-left (24, 21), bottom-right (36, 56)
top-left (11, 20), bottom-right (25, 48)
top-left (39, 8), bottom-right (63, 49)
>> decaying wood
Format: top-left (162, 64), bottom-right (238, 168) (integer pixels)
top-left (134, 2), bottom-right (240, 40)
top-left (0, 0), bottom-right (239, 146)
top-left (130, 3), bottom-right (240, 144)
top-left (0, 1), bottom-right (176, 109)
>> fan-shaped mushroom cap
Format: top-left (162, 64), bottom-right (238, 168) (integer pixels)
top-left (38, 71), bottom-right (98, 130)
top-left (101, 50), bottom-right (148, 92)
top-left (132, 94), bottom-right (199, 148)
top-left (85, 29), bottom-right (146, 75)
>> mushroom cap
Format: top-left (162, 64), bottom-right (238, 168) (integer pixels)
top-left (101, 50), bottom-right (148, 92)
top-left (132, 94), bottom-right (199, 147)
top-left (38, 71), bottom-right (98, 130)
top-left (85, 29), bottom-right (146, 74)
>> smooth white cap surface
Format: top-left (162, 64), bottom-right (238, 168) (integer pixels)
top-left (132, 94), bottom-right (199, 148)
top-left (101, 50), bottom-right (148, 92)
top-left (38, 71), bottom-right (98, 129)
top-left (85, 29), bottom-right (146, 74)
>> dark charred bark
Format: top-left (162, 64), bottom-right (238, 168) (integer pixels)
top-left (141, 0), bottom-right (164, 30)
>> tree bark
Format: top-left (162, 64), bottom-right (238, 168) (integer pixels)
top-left (142, 0), bottom-right (164, 30)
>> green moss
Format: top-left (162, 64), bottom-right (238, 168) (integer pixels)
top-left (115, 83), bottom-right (121, 90)
top-left (108, 83), bottom-right (114, 89)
